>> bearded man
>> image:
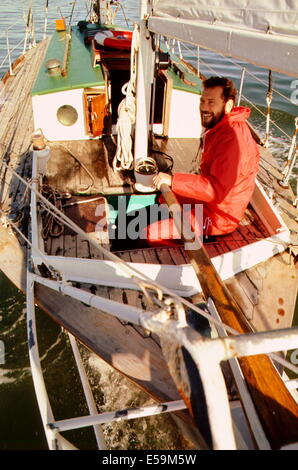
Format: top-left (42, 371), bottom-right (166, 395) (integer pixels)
top-left (146, 76), bottom-right (260, 243)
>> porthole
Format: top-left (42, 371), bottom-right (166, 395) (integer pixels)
top-left (57, 105), bottom-right (78, 126)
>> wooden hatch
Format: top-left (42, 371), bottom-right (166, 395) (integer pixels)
top-left (84, 90), bottom-right (108, 137)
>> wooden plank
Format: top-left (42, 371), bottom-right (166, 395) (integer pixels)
top-left (212, 240), bottom-right (226, 256)
top-left (107, 286), bottom-right (128, 325)
top-left (116, 250), bottom-right (131, 263)
top-left (129, 249), bottom-right (146, 263)
top-left (130, 290), bottom-right (152, 339)
top-left (177, 247), bottom-right (190, 263)
top-left (217, 236), bottom-right (235, 254)
top-left (43, 237), bottom-right (52, 256)
top-left (0, 42), bottom-right (49, 212)
top-left (237, 223), bottom-right (256, 245)
top-left (34, 282), bottom-right (196, 420)
top-left (168, 246), bottom-right (188, 265)
top-left (63, 235), bottom-right (77, 258)
top-left (204, 241), bottom-right (220, 258)
top-left (225, 273), bottom-right (258, 322)
top-left (155, 247), bottom-right (176, 265)
top-left (142, 248), bottom-right (160, 264)
top-left (76, 234), bottom-right (91, 259)
top-left (244, 252), bottom-right (298, 333)
top-left (88, 232), bottom-right (105, 259)
top-left (229, 229), bottom-right (246, 249)
top-left (50, 235), bottom-right (64, 257)
top-left (0, 41), bottom-right (48, 148)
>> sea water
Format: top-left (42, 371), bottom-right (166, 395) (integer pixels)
top-left (0, 0), bottom-right (297, 450)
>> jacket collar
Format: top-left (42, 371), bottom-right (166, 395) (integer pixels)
top-left (202, 106), bottom-right (251, 137)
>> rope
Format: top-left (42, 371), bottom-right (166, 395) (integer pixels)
top-left (40, 185), bottom-right (65, 239)
top-left (113, 24), bottom-right (139, 172)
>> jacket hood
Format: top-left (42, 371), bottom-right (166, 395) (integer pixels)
top-left (203, 106), bottom-right (251, 135)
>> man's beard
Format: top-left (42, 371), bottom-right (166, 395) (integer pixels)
top-left (201, 110), bottom-right (225, 129)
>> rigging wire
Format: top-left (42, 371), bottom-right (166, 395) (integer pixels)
top-left (174, 41), bottom-right (293, 145)
top-left (197, 56), bottom-right (292, 141)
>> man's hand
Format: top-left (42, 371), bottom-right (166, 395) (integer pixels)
top-left (153, 172), bottom-right (172, 190)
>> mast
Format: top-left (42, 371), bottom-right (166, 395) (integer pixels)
top-left (134, 1), bottom-right (155, 166)
top-left (90, 0), bottom-right (115, 26)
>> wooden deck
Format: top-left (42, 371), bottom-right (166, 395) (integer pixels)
top-left (45, 138), bottom-right (134, 195)
top-left (43, 200), bottom-right (270, 260)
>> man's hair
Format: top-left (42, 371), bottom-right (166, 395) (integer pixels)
top-left (203, 76), bottom-right (238, 104)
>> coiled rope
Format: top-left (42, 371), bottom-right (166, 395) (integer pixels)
top-left (113, 23), bottom-right (139, 171)
top-left (40, 185), bottom-right (65, 239)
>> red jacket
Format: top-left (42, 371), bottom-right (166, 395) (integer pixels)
top-left (172, 107), bottom-right (259, 235)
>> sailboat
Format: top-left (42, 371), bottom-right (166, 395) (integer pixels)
top-left (0, 0), bottom-right (298, 450)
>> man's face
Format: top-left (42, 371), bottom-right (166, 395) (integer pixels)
top-left (200, 86), bottom-right (230, 129)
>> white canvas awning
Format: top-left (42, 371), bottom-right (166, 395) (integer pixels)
top-left (148, 0), bottom-right (298, 76)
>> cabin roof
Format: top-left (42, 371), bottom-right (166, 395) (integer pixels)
top-left (166, 64), bottom-right (202, 94)
top-left (31, 27), bottom-right (105, 96)
top-left (161, 46), bottom-right (202, 95)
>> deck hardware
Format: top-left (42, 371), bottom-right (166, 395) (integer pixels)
top-left (263, 70), bottom-right (273, 148)
top-left (45, 58), bottom-right (62, 76)
top-left (137, 280), bottom-right (163, 307)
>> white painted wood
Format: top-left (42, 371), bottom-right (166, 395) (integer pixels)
top-left (38, 256), bottom-right (201, 296)
top-left (167, 89), bottom-right (201, 138)
top-left (251, 179), bottom-right (288, 235)
top-left (134, 20), bottom-right (155, 164)
top-left (30, 226), bottom-right (288, 297)
top-left (26, 274), bottom-right (77, 450)
top-left (32, 87), bottom-right (104, 141)
top-left (208, 298), bottom-right (271, 450)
